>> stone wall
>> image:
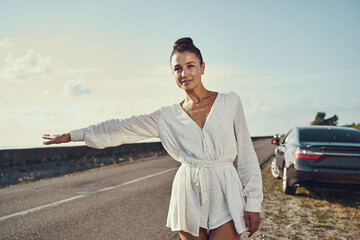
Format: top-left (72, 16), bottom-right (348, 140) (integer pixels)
top-left (0, 142), bottom-right (167, 188)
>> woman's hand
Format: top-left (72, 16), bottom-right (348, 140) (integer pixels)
top-left (42, 133), bottom-right (71, 145)
top-left (245, 211), bottom-right (261, 237)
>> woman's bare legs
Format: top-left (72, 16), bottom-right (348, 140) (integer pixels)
top-left (178, 220), bottom-right (241, 240)
top-left (209, 220), bottom-right (241, 240)
top-left (178, 227), bottom-right (208, 240)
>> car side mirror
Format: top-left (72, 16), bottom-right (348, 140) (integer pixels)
top-left (271, 138), bottom-right (280, 145)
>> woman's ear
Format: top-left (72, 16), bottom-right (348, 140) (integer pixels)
top-left (201, 62), bottom-right (205, 75)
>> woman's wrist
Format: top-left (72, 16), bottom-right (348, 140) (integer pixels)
top-left (64, 132), bottom-right (71, 143)
top-left (70, 129), bottom-right (84, 142)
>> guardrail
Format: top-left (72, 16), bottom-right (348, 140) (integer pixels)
top-left (0, 142), bottom-right (166, 166)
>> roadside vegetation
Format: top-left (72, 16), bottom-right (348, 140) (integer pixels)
top-left (310, 111), bottom-right (360, 130)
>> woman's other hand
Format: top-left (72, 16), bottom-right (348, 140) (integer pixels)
top-left (245, 211), bottom-right (261, 237)
top-left (42, 133), bottom-right (71, 145)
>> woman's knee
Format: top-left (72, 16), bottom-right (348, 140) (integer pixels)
top-left (209, 220), bottom-right (241, 240)
top-left (178, 228), bottom-right (208, 240)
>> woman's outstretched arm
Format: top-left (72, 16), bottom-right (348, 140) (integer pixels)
top-left (42, 108), bottom-right (161, 149)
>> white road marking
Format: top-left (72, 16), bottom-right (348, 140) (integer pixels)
top-left (0, 195), bottom-right (85, 221)
top-left (97, 168), bottom-right (176, 192)
top-left (0, 168), bottom-right (177, 222)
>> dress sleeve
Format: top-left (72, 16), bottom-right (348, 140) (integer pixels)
top-left (69, 108), bottom-right (161, 149)
top-left (232, 93), bottom-right (263, 212)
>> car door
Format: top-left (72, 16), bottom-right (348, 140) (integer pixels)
top-left (283, 129), bottom-right (297, 168)
top-left (277, 128), bottom-right (295, 170)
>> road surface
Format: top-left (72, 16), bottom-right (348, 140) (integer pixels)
top-left (0, 138), bottom-right (275, 240)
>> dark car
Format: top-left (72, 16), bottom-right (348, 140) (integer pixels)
top-left (271, 126), bottom-right (360, 194)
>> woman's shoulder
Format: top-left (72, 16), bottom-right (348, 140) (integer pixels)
top-left (218, 91), bottom-right (241, 103)
top-left (158, 103), bottom-right (179, 115)
top-left (217, 90), bottom-right (238, 96)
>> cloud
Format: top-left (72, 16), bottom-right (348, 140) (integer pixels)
top-left (0, 39), bottom-right (100, 82)
top-left (0, 49), bottom-right (52, 81)
top-left (63, 78), bottom-right (92, 97)
top-left (56, 68), bottom-right (97, 74)
top-left (0, 38), bottom-right (11, 49)
top-left (44, 78), bottom-right (92, 97)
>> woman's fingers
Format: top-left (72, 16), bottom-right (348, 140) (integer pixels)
top-left (43, 140), bottom-right (52, 145)
top-left (245, 211), bottom-right (260, 237)
top-left (245, 211), bottom-right (250, 232)
top-left (42, 134), bottom-right (59, 144)
top-left (42, 134), bottom-right (53, 140)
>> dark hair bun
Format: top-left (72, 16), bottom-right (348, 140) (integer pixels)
top-left (170, 37), bottom-right (203, 64)
top-left (173, 37), bottom-right (193, 50)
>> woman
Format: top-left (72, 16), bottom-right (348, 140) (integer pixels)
top-left (43, 37), bottom-right (263, 240)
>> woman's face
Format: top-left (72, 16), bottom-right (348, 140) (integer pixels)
top-left (171, 52), bottom-right (205, 91)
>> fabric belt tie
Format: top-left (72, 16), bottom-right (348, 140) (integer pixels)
top-left (181, 161), bottom-right (233, 206)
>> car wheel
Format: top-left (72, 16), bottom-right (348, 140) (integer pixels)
top-left (282, 167), bottom-right (296, 195)
top-left (271, 159), bottom-right (281, 179)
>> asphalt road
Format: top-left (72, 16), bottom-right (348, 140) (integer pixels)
top-left (0, 138), bottom-right (275, 240)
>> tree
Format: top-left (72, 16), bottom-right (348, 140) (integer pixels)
top-left (311, 112), bottom-right (326, 125)
top-left (311, 112), bottom-right (338, 126)
top-left (343, 122), bottom-right (360, 130)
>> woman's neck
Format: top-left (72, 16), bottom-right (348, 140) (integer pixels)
top-left (183, 84), bottom-right (210, 105)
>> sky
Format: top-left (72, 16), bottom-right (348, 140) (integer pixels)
top-left (1, 0), bottom-right (359, 149)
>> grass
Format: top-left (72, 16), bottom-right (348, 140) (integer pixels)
top-left (301, 218), bottom-right (311, 224)
top-left (312, 224), bottom-right (334, 230)
top-left (288, 233), bottom-right (303, 240)
top-left (273, 209), bottom-right (286, 221)
top-left (313, 209), bottom-right (329, 223)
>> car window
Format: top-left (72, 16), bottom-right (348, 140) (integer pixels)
top-left (299, 128), bottom-right (360, 143)
top-left (283, 129), bottom-right (294, 144)
top-left (289, 130), bottom-right (296, 143)
top-left (283, 132), bottom-right (289, 144)
top-left (330, 129), bottom-right (360, 143)
top-left (287, 130), bottom-right (296, 144)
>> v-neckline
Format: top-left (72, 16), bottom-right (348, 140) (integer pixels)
top-left (177, 92), bottom-right (220, 131)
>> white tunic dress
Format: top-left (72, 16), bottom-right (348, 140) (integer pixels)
top-left (70, 91), bottom-right (263, 236)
